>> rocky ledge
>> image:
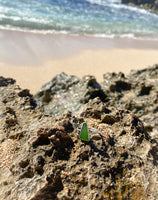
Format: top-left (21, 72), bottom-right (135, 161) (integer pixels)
top-left (0, 65), bottom-right (158, 200)
top-left (121, 0), bottom-right (158, 14)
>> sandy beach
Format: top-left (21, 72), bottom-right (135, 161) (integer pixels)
top-left (0, 29), bottom-right (158, 94)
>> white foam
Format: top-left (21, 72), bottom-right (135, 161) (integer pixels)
top-left (0, 24), bottom-right (158, 41)
top-left (86, 0), bottom-right (158, 18)
top-left (86, 0), bottom-right (120, 5)
top-left (0, 0), bottom-right (158, 41)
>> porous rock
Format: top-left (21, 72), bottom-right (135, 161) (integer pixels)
top-left (102, 64), bottom-right (158, 142)
top-left (0, 66), bottom-right (158, 200)
top-left (0, 76), bottom-right (16, 87)
top-left (35, 73), bottom-right (108, 116)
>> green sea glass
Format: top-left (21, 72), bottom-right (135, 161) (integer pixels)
top-left (79, 122), bottom-right (89, 141)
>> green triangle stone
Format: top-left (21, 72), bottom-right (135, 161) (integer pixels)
top-left (79, 122), bottom-right (89, 141)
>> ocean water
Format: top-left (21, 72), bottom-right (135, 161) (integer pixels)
top-left (0, 0), bottom-right (158, 39)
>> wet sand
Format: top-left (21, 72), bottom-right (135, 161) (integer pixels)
top-left (0, 29), bottom-right (158, 94)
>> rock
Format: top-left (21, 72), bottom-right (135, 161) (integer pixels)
top-left (137, 83), bottom-right (153, 96)
top-left (0, 65), bottom-right (158, 200)
top-left (0, 76), bottom-right (16, 87)
top-left (32, 120), bottom-right (74, 161)
top-left (35, 73), bottom-right (108, 116)
top-left (121, 0), bottom-right (158, 14)
top-left (80, 97), bottom-right (111, 119)
top-left (103, 72), bottom-right (131, 92)
top-left (35, 72), bottom-right (79, 99)
top-left (101, 114), bottom-right (118, 125)
top-left (101, 64), bottom-right (158, 142)
top-left (91, 133), bottom-right (102, 140)
top-left (30, 170), bottom-right (63, 200)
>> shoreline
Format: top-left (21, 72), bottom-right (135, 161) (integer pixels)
top-left (0, 29), bottom-right (158, 94)
top-left (1, 29), bottom-right (158, 65)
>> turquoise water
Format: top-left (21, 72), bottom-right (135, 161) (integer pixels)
top-left (0, 0), bottom-right (158, 39)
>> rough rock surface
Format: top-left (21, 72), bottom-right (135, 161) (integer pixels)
top-left (101, 64), bottom-right (158, 143)
top-left (121, 0), bottom-right (158, 14)
top-left (0, 65), bottom-right (158, 200)
top-left (35, 72), bottom-right (107, 116)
